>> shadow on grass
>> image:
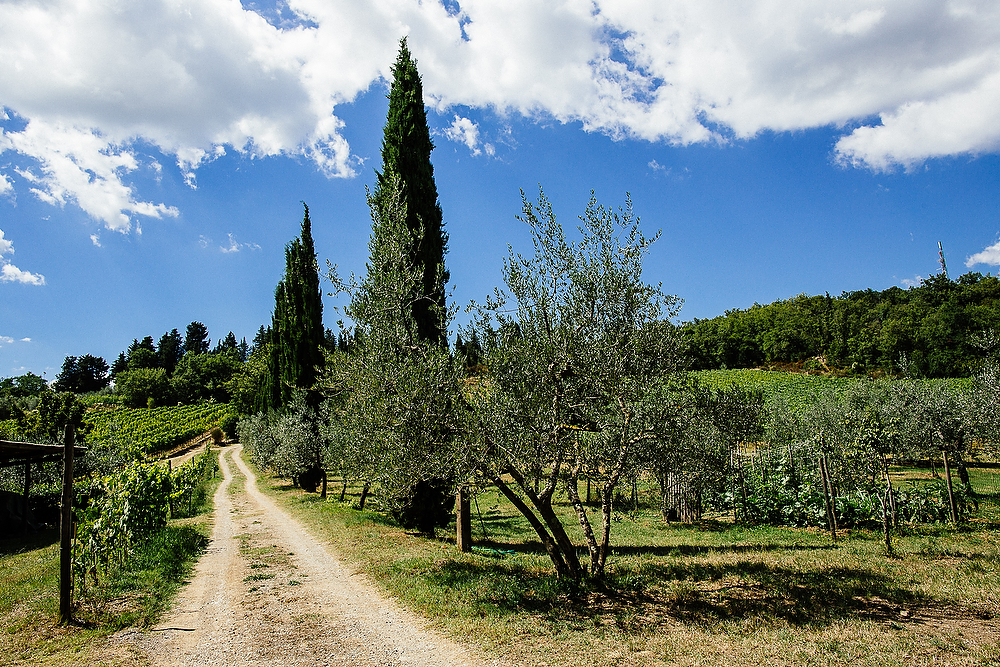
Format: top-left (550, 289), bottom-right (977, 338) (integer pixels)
top-left (417, 555), bottom-right (933, 630)
top-left (474, 513), bottom-right (539, 540)
top-left (611, 542), bottom-right (837, 557)
top-left (0, 527), bottom-right (59, 556)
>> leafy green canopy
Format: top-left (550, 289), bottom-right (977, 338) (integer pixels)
top-left (375, 38), bottom-right (448, 346)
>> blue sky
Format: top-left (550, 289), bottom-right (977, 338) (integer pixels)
top-left (1, 0), bottom-right (999, 379)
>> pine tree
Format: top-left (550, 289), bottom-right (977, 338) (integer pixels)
top-left (257, 204), bottom-right (325, 412)
top-left (375, 38), bottom-right (449, 346)
top-left (214, 331), bottom-right (239, 354)
top-left (185, 322), bottom-right (210, 355)
top-left (157, 328), bottom-right (184, 375)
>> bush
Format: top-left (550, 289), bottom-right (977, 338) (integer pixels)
top-left (388, 477), bottom-right (453, 536)
top-left (219, 413), bottom-right (239, 441)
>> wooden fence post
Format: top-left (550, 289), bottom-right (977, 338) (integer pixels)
top-left (456, 487), bottom-right (472, 552)
top-left (942, 450), bottom-right (958, 524)
top-left (59, 425), bottom-right (75, 624)
top-left (22, 462), bottom-right (31, 534)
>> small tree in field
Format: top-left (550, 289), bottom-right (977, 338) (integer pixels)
top-left (471, 188), bottom-right (685, 578)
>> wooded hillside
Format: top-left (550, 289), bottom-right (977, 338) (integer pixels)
top-left (683, 272), bottom-right (1000, 377)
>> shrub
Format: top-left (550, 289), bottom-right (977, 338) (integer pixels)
top-left (219, 413), bottom-right (239, 441)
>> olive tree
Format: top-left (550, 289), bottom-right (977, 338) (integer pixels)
top-left (238, 390), bottom-right (333, 493)
top-left (470, 188), bottom-right (685, 579)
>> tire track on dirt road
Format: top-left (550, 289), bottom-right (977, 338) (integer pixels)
top-left (131, 444), bottom-right (493, 667)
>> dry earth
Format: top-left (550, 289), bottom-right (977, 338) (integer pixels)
top-left (118, 444), bottom-right (496, 667)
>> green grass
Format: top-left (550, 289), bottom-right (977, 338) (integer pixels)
top-left (259, 472), bottom-right (1000, 667)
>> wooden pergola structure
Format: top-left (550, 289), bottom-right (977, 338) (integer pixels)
top-left (0, 430), bottom-right (84, 623)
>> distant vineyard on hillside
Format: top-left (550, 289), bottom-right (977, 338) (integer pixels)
top-left (84, 403), bottom-right (232, 455)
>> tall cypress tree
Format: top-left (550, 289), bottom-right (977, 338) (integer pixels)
top-left (257, 204), bottom-right (325, 412)
top-left (375, 38), bottom-right (449, 346)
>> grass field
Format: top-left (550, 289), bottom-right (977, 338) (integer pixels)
top-left (262, 472), bottom-right (1000, 667)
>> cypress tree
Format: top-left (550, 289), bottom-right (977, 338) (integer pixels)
top-left (258, 204), bottom-right (325, 412)
top-left (362, 40), bottom-right (452, 533)
top-left (375, 37), bottom-right (449, 346)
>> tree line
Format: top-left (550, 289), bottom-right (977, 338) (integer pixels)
top-left (683, 272), bottom-right (1000, 377)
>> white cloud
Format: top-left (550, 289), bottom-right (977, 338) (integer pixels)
top-left (821, 9), bottom-right (886, 37)
top-left (1, 262), bottom-right (45, 285)
top-left (90, 234), bottom-right (101, 247)
top-left (0, 0), bottom-right (998, 229)
top-left (0, 228), bottom-right (44, 284)
top-left (444, 115), bottom-right (482, 155)
top-left (0, 336), bottom-right (13, 344)
top-left (900, 275), bottom-right (923, 288)
top-left (0, 172), bottom-right (12, 195)
top-left (3, 120), bottom-right (179, 231)
top-left (19, 338), bottom-right (30, 342)
top-left (966, 240), bottom-right (1000, 267)
top-left (219, 233), bottom-right (261, 254)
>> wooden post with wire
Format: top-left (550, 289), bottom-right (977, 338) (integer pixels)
top-left (59, 425), bottom-right (75, 624)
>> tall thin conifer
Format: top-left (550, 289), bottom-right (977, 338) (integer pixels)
top-left (375, 37), bottom-right (449, 346)
top-left (257, 204), bottom-right (325, 412)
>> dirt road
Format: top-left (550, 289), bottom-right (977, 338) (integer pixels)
top-left (132, 444), bottom-right (491, 667)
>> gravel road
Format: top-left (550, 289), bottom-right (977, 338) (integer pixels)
top-left (129, 444), bottom-right (492, 667)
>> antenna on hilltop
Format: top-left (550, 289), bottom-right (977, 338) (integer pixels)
top-left (938, 241), bottom-right (949, 279)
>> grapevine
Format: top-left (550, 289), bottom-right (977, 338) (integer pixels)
top-left (84, 403), bottom-right (232, 455)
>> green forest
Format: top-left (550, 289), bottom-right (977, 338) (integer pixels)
top-left (683, 271), bottom-right (1000, 377)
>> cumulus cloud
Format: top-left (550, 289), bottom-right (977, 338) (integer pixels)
top-left (3, 120), bottom-right (179, 231)
top-left (0, 228), bottom-right (45, 284)
top-left (966, 240), bottom-right (1000, 267)
top-left (0, 229), bottom-right (12, 256)
top-left (1, 0), bottom-right (999, 230)
top-left (1, 262), bottom-right (45, 285)
top-left (0, 0), bottom-right (363, 229)
top-left (0, 172), bottom-right (12, 195)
